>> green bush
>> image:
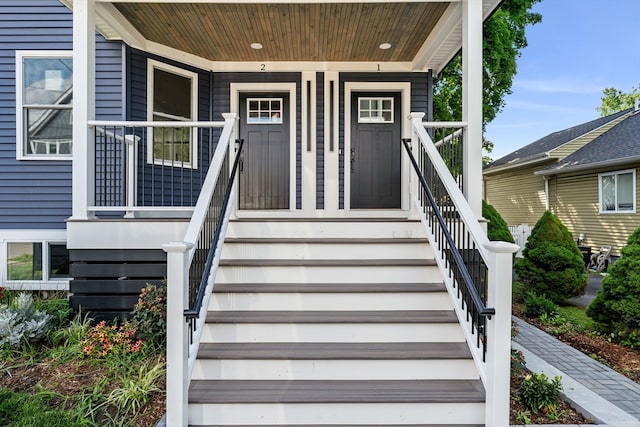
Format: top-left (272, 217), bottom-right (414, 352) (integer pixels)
top-left (514, 211), bottom-right (586, 303)
top-left (523, 292), bottom-right (559, 319)
top-left (131, 283), bottom-right (166, 350)
top-left (519, 372), bottom-right (563, 414)
top-left (587, 226), bottom-right (640, 349)
top-left (482, 200), bottom-right (515, 243)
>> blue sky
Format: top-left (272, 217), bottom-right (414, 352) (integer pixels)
top-left (484, 0), bottom-right (640, 161)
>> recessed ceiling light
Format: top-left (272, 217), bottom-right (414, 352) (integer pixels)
top-left (250, 42), bottom-right (263, 50)
top-left (379, 42), bottom-right (392, 50)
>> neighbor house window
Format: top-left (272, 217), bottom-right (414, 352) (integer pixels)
top-left (358, 97), bottom-right (394, 123)
top-left (16, 51), bottom-right (73, 160)
top-left (599, 169), bottom-right (636, 213)
top-left (6, 242), bottom-right (70, 282)
top-left (147, 60), bottom-right (198, 168)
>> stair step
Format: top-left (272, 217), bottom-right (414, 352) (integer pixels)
top-left (219, 259), bottom-right (436, 266)
top-left (206, 310), bottom-right (457, 324)
top-left (197, 342), bottom-right (472, 360)
top-left (224, 237), bottom-right (429, 244)
top-left (212, 282), bottom-right (445, 293)
top-left (208, 425), bottom-right (482, 427)
top-left (189, 379), bottom-right (485, 404)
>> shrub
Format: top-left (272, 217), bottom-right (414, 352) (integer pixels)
top-left (519, 372), bottom-right (563, 414)
top-left (523, 292), bottom-right (559, 319)
top-left (81, 320), bottom-right (143, 358)
top-left (0, 293), bottom-right (51, 348)
top-left (131, 283), bottom-right (166, 350)
top-left (514, 211), bottom-right (587, 303)
top-left (482, 200), bottom-right (515, 243)
top-left (587, 225), bottom-right (640, 348)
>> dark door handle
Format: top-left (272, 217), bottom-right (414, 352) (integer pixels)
top-left (350, 148), bottom-right (355, 173)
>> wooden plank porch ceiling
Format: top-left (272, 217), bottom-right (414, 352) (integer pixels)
top-left (113, 2), bottom-right (450, 62)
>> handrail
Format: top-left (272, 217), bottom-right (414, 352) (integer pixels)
top-left (184, 138), bottom-right (244, 331)
top-left (402, 138), bottom-right (494, 317)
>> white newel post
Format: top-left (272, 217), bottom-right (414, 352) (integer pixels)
top-left (483, 241), bottom-right (519, 427)
top-left (408, 112), bottom-right (426, 220)
top-left (163, 242), bottom-right (192, 427)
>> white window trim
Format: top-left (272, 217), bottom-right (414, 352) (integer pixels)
top-left (146, 59), bottom-right (199, 169)
top-left (1, 230), bottom-right (70, 291)
top-left (599, 168), bottom-right (636, 214)
top-left (15, 50), bottom-right (73, 161)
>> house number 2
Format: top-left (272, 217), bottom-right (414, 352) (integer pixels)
top-left (260, 64), bottom-right (266, 71)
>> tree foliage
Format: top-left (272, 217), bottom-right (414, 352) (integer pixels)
top-left (586, 226), bottom-right (640, 348)
top-left (482, 200), bottom-right (514, 243)
top-left (433, 0), bottom-right (542, 157)
top-left (514, 211), bottom-right (586, 303)
top-left (596, 84), bottom-right (640, 117)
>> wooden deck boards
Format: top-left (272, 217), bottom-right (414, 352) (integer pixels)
top-left (197, 342), bottom-right (472, 360)
top-left (189, 379), bottom-right (485, 404)
top-left (206, 310), bottom-right (458, 324)
top-left (212, 282), bottom-right (445, 293)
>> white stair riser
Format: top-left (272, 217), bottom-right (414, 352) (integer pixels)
top-left (201, 323), bottom-right (465, 343)
top-left (215, 265), bottom-right (439, 284)
top-left (191, 359), bottom-right (479, 381)
top-left (188, 402), bottom-right (485, 425)
top-left (221, 241), bottom-right (433, 260)
top-left (209, 292), bottom-right (452, 311)
top-left (227, 221), bottom-right (428, 239)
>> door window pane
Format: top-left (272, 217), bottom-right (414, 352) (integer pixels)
top-left (247, 98), bottom-right (283, 124)
top-left (357, 97), bottom-right (394, 123)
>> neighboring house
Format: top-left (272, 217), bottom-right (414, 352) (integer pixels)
top-left (1, 1), bottom-right (518, 426)
top-left (484, 107), bottom-right (638, 256)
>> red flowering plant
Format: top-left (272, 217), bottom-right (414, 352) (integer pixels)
top-left (0, 286), bottom-right (4, 301)
top-left (81, 320), bottom-right (143, 358)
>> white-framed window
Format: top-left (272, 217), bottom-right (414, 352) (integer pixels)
top-left (1, 235), bottom-right (70, 291)
top-left (599, 169), bottom-right (636, 213)
top-left (15, 51), bottom-right (73, 160)
top-left (147, 60), bottom-right (198, 168)
top-left (358, 97), bottom-right (394, 123)
top-left (247, 98), bottom-right (283, 124)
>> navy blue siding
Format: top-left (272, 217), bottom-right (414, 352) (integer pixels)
top-left (212, 73), bottom-right (303, 209)
top-left (316, 72), bottom-right (325, 209)
top-left (338, 72), bottom-right (430, 209)
top-left (0, 0), bottom-right (123, 229)
top-left (126, 48), bottom-right (212, 206)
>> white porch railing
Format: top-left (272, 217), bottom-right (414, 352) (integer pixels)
top-left (161, 113), bottom-right (240, 426)
top-left (87, 118), bottom-right (235, 218)
top-left (407, 113), bottom-right (518, 427)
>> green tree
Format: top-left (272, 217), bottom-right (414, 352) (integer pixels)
top-left (514, 211), bottom-right (586, 303)
top-left (586, 226), bottom-right (640, 348)
top-left (596, 84), bottom-right (640, 116)
top-left (433, 0), bottom-right (543, 160)
top-left (482, 200), bottom-right (514, 243)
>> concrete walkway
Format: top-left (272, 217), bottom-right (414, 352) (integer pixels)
top-left (512, 316), bottom-right (640, 427)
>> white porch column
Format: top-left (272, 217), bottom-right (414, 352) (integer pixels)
top-left (71, 0), bottom-right (96, 220)
top-left (462, 0), bottom-right (483, 219)
top-left (163, 241), bottom-right (192, 427)
top-left (484, 240), bottom-right (519, 427)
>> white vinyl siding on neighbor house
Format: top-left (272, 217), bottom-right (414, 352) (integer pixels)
top-left (599, 169), bottom-right (636, 213)
top-left (147, 59), bottom-right (198, 168)
top-left (15, 51), bottom-right (73, 160)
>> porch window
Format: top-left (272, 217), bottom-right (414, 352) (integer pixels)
top-left (6, 242), bottom-right (70, 282)
top-left (358, 97), bottom-right (394, 123)
top-left (599, 169), bottom-right (636, 213)
top-left (246, 98), bottom-right (283, 124)
top-left (147, 60), bottom-right (198, 168)
top-left (16, 51), bottom-right (73, 160)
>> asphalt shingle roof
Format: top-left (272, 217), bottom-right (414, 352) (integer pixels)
top-left (539, 109), bottom-right (640, 174)
top-left (485, 108), bottom-right (631, 170)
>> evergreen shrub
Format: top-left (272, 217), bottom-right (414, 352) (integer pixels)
top-left (514, 211), bottom-right (586, 303)
top-left (482, 200), bottom-right (515, 243)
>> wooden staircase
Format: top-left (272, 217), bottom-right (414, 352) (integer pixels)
top-left (188, 219), bottom-right (485, 426)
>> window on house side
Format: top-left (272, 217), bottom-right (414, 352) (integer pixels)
top-left (16, 51), bottom-right (73, 160)
top-left (599, 169), bottom-right (636, 213)
top-left (6, 242), bottom-right (70, 282)
top-left (147, 61), bottom-right (198, 168)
